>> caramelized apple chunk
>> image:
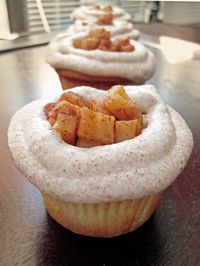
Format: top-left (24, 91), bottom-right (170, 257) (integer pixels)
top-left (44, 102), bottom-right (56, 119)
top-left (76, 138), bottom-right (101, 148)
top-left (59, 91), bottom-right (89, 108)
top-left (115, 120), bottom-right (138, 143)
top-left (96, 12), bottom-right (113, 25)
top-left (89, 28), bottom-right (110, 40)
top-left (93, 5), bottom-right (112, 12)
top-left (111, 38), bottom-right (135, 52)
top-left (73, 29), bottom-right (134, 52)
top-left (104, 85), bottom-right (142, 120)
top-left (77, 107), bottom-right (115, 145)
top-left (49, 100), bottom-right (80, 127)
top-left (44, 86), bottom-right (144, 148)
top-left (94, 5), bottom-right (100, 10)
top-left (103, 5), bottom-right (113, 12)
top-left (73, 37), bottom-right (100, 50)
top-left (54, 112), bottom-right (77, 145)
top-left (88, 99), bottom-right (111, 115)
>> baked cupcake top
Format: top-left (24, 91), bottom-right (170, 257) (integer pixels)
top-left (8, 85), bottom-right (193, 204)
top-left (71, 5), bottom-right (132, 22)
top-left (67, 19), bottom-right (140, 40)
top-left (46, 29), bottom-right (155, 83)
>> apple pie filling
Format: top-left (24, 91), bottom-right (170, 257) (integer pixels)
top-left (44, 86), bottom-right (145, 148)
top-left (73, 28), bottom-right (134, 52)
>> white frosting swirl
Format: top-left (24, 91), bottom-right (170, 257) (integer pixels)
top-left (67, 20), bottom-right (140, 40)
top-left (8, 85), bottom-right (193, 204)
top-left (71, 5), bottom-right (132, 22)
top-left (46, 32), bottom-right (155, 83)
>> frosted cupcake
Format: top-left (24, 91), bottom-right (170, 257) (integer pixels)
top-left (67, 19), bottom-right (140, 40)
top-left (8, 84), bottom-right (193, 237)
top-left (68, 5), bottom-right (140, 40)
top-left (71, 5), bottom-right (132, 23)
top-left (46, 28), bottom-right (155, 90)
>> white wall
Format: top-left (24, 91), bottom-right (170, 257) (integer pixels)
top-left (163, 2), bottom-right (200, 25)
top-left (0, 0), bottom-right (10, 34)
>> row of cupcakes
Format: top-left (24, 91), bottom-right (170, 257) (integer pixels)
top-left (46, 5), bottom-right (156, 90)
top-left (8, 5), bottom-right (193, 238)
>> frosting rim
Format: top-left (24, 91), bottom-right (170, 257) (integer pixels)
top-left (71, 5), bottom-right (132, 22)
top-left (46, 32), bottom-right (156, 82)
top-left (8, 85), bottom-right (193, 204)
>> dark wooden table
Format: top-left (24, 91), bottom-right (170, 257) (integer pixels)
top-left (0, 35), bottom-right (200, 266)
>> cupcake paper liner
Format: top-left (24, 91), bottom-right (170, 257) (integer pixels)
top-left (42, 192), bottom-right (162, 237)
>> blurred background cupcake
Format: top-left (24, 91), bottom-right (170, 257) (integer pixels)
top-left (71, 5), bottom-right (132, 23)
top-left (46, 28), bottom-right (155, 90)
top-left (68, 17), bottom-right (140, 40)
top-left (69, 4), bottom-right (140, 40)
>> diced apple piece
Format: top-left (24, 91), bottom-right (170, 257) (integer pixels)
top-left (89, 28), bottom-right (110, 40)
top-left (59, 91), bottom-right (89, 108)
top-left (77, 107), bottom-right (115, 145)
top-left (54, 112), bottom-right (77, 145)
top-left (73, 37), bottom-right (100, 50)
top-left (104, 85), bottom-right (142, 120)
top-left (76, 138), bottom-right (101, 148)
top-left (115, 120), bottom-right (137, 143)
top-left (96, 12), bottom-right (113, 25)
top-left (135, 117), bottom-right (143, 136)
top-left (49, 100), bottom-right (80, 126)
top-left (43, 102), bottom-right (56, 119)
top-left (103, 5), bottom-right (113, 12)
top-left (88, 99), bottom-right (111, 115)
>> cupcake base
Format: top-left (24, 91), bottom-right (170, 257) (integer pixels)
top-left (56, 69), bottom-right (142, 90)
top-left (42, 192), bottom-right (162, 238)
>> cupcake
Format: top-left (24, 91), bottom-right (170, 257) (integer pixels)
top-left (67, 19), bottom-right (140, 41)
top-left (46, 28), bottom-right (155, 90)
top-left (68, 4), bottom-right (140, 40)
top-left (8, 85), bottom-right (193, 238)
top-left (71, 5), bottom-right (132, 23)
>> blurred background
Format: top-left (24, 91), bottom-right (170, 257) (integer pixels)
top-left (1, 0), bottom-right (200, 43)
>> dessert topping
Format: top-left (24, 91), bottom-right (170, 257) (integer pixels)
top-left (73, 29), bottom-right (134, 52)
top-left (94, 5), bottom-right (113, 12)
top-left (44, 86), bottom-right (143, 147)
top-left (96, 12), bottom-right (113, 25)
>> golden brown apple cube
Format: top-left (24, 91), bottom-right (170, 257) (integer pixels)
top-left (82, 37), bottom-right (100, 50)
top-left (135, 117), bottom-right (143, 136)
top-left (77, 107), bottom-right (115, 145)
top-left (98, 39), bottom-right (112, 51)
top-left (54, 112), bottom-right (77, 145)
top-left (115, 120), bottom-right (137, 143)
top-left (43, 102), bottom-right (56, 119)
top-left (121, 44), bottom-right (134, 52)
top-left (49, 100), bottom-right (80, 126)
top-left (59, 91), bottom-right (89, 108)
top-left (94, 5), bottom-right (100, 10)
top-left (73, 39), bottom-right (82, 49)
top-left (73, 38), bottom-right (100, 50)
top-left (104, 85), bottom-right (142, 120)
top-left (89, 28), bottom-right (110, 40)
top-left (76, 138), bottom-right (101, 148)
top-left (96, 12), bottom-right (113, 25)
top-left (103, 5), bottom-right (113, 12)
top-left (88, 99), bottom-right (111, 115)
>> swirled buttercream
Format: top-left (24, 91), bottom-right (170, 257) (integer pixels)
top-left (46, 32), bottom-right (155, 83)
top-left (8, 85), bottom-right (193, 204)
top-left (71, 6), bottom-right (132, 22)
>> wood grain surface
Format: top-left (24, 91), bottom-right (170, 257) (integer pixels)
top-left (0, 39), bottom-right (200, 266)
